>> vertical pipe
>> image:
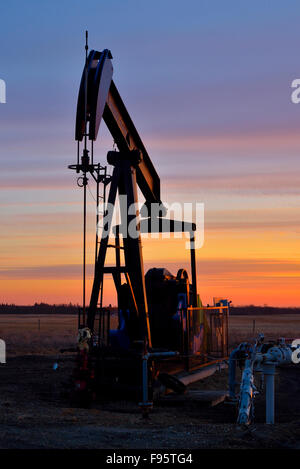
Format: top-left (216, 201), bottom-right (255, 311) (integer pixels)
top-left (190, 232), bottom-right (197, 307)
top-left (264, 364), bottom-right (275, 424)
top-left (228, 349), bottom-right (238, 399)
top-left (84, 31), bottom-right (88, 150)
top-left (115, 224), bottom-right (121, 307)
top-left (226, 307), bottom-right (229, 356)
top-left (180, 309), bottom-right (184, 354)
top-left (142, 355), bottom-right (148, 404)
top-left (115, 225), bottom-right (121, 272)
top-left (83, 179), bottom-right (87, 326)
top-left (95, 165), bottom-right (99, 265)
top-left (82, 31), bottom-right (88, 328)
top-left (187, 308), bottom-right (190, 370)
top-left (99, 176), bottom-right (106, 310)
top-left (107, 308), bottom-right (110, 346)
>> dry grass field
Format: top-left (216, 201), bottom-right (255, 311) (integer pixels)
top-left (0, 314), bottom-right (78, 356)
top-left (0, 313), bottom-right (299, 356)
top-left (229, 314), bottom-right (300, 347)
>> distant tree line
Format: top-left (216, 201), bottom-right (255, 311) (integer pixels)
top-left (0, 303), bottom-right (299, 315)
top-left (0, 303), bottom-right (79, 314)
top-left (229, 305), bottom-right (300, 315)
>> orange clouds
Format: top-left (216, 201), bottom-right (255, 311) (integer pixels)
top-left (1, 129), bottom-right (300, 307)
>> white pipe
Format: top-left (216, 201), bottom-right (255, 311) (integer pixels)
top-left (237, 359), bottom-right (254, 425)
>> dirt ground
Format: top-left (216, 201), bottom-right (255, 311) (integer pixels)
top-left (0, 314), bottom-right (299, 449)
top-left (0, 355), bottom-right (299, 449)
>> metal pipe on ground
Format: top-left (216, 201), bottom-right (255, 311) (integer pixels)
top-left (178, 362), bottom-right (227, 386)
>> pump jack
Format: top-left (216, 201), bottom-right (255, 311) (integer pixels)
top-left (69, 38), bottom-right (229, 408)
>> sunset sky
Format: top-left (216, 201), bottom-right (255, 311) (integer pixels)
top-left (1, 0), bottom-right (300, 306)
